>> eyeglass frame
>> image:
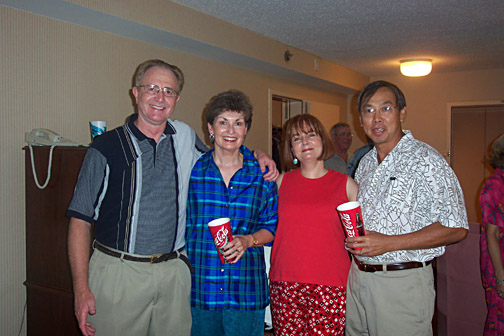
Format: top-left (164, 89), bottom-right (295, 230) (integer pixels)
top-left (137, 84), bottom-right (179, 98)
top-left (334, 131), bottom-right (353, 137)
top-left (361, 105), bottom-right (397, 118)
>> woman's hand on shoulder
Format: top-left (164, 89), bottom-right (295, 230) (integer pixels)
top-left (254, 149), bottom-right (279, 182)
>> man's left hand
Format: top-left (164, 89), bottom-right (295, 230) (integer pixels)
top-left (346, 230), bottom-right (392, 257)
top-left (254, 149), bottom-right (279, 181)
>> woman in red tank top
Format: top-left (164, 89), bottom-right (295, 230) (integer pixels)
top-left (269, 114), bottom-right (358, 336)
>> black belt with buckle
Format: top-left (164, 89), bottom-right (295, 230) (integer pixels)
top-left (354, 258), bottom-right (432, 273)
top-left (93, 241), bottom-right (193, 272)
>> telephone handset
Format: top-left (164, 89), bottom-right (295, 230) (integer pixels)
top-left (25, 129), bottom-right (79, 189)
top-left (25, 128), bottom-right (79, 147)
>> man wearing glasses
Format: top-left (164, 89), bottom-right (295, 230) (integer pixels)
top-left (325, 122), bottom-right (353, 174)
top-left (345, 80), bottom-right (468, 335)
top-left (67, 59), bottom-right (277, 336)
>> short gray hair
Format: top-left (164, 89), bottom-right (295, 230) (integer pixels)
top-left (134, 59), bottom-right (185, 93)
top-left (330, 122), bottom-right (350, 138)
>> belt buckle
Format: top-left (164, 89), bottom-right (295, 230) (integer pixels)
top-left (150, 253), bottom-right (163, 264)
top-left (363, 263), bottom-right (375, 273)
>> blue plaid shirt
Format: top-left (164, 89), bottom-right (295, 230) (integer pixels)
top-left (186, 146), bottom-right (278, 310)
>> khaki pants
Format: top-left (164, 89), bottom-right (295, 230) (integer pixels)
top-left (346, 260), bottom-right (435, 336)
top-left (88, 249), bottom-right (192, 336)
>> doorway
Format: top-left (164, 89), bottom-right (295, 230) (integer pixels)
top-left (271, 94), bottom-right (309, 172)
top-left (450, 104), bottom-right (504, 223)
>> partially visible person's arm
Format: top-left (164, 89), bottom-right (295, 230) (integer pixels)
top-left (68, 218), bottom-right (96, 336)
top-left (223, 229), bottom-right (275, 263)
top-left (276, 173), bottom-right (284, 190)
top-left (254, 148), bottom-right (279, 181)
top-left (346, 177), bottom-right (358, 202)
top-left (486, 223), bottom-right (504, 297)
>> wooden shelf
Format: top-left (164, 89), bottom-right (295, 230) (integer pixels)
top-left (24, 146), bottom-right (88, 336)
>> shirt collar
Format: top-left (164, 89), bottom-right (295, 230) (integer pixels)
top-left (370, 130), bottom-right (413, 164)
top-left (391, 130), bottom-right (413, 154)
top-left (201, 146), bottom-right (255, 174)
top-left (127, 113), bottom-right (176, 141)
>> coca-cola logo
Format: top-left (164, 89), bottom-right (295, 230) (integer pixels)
top-left (214, 227), bottom-right (229, 247)
top-left (340, 213), bottom-right (355, 237)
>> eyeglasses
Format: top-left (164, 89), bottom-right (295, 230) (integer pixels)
top-left (335, 132), bottom-right (353, 137)
top-left (361, 105), bottom-right (396, 117)
top-left (138, 84), bottom-right (179, 98)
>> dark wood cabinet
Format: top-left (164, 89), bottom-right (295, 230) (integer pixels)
top-left (24, 146), bottom-right (88, 336)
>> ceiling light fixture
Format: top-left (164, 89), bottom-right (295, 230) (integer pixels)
top-left (400, 59), bottom-right (432, 77)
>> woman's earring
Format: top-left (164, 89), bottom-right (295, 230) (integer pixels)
top-left (209, 133), bottom-right (215, 143)
top-left (293, 157), bottom-right (299, 165)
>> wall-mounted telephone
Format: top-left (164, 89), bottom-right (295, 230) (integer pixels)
top-left (25, 128), bottom-right (79, 147)
top-left (25, 129), bottom-right (79, 190)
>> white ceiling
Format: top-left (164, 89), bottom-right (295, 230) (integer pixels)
top-left (172, 0), bottom-right (504, 77)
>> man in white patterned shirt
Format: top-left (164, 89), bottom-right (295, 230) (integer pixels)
top-left (345, 81), bottom-right (468, 336)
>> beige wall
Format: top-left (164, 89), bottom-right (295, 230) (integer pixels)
top-left (0, 3), bottom-right (359, 335)
top-left (310, 101), bottom-right (341, 137)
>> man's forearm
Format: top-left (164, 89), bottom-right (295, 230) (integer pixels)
top-left (387, 222), bottom-right (468, 252)
top-left (349, 222), bottom-right (468, 257)
top-left (68, 218), bottom-right (92, 292)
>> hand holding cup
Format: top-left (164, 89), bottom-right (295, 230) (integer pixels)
top-left (337, 201), bottom-right (365, 250)
top-left (207, 218), bottom-right (234, 264)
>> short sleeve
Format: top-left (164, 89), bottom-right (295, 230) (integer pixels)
top-left (427, 153), bottom-right (468, 229)
top-left (66, 147), bottom-right (107, 223)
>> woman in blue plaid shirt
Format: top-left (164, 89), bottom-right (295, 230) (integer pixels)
top-left (186, 90), bottom-right (279, 336)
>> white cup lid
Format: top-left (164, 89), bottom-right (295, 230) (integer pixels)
top-left (207, 217), bottom-right (230, 227)
top-left (336, 201), bottom-right (361, 211)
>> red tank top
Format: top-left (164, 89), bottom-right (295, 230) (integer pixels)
top-left (270, 169), bottom-right (351, 287)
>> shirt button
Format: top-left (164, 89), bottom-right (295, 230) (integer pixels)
top-left (221, 269), bottom-right (224, 272)
top-left (230, 186), bottom-right (234, 189)
top-left (220, 288), bottom-right (223, 291)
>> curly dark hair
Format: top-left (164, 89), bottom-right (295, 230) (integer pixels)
top-left (205, 90), bottom-right (253, 131)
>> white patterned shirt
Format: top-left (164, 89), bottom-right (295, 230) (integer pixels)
top-left (355, 131), bottom-right (468, 263)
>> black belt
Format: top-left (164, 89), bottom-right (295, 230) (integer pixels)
top-left (354, 258), bottom-right (432, 273)
top-left (93, 241), bottom-right (193, 272)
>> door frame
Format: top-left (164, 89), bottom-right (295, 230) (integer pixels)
top-left (268, 89), bottom-right (310, 155)
top-left (445, 100), bottom-right (502, 165)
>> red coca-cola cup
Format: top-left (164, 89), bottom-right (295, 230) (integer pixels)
top-left (207, 217), bottom-right (233, 264)
top-left (336, 201), bottom-right (365, 249)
